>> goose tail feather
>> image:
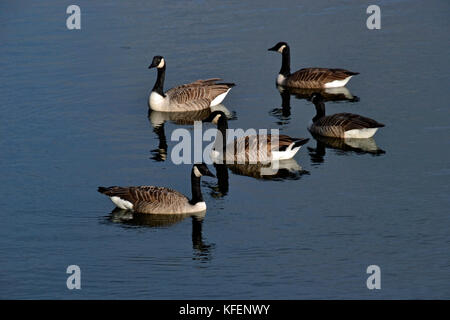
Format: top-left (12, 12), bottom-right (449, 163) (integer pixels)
top-left (218, 82), bottom-right (236, 88)
top-left (290, 138), bottom-right (310, 149)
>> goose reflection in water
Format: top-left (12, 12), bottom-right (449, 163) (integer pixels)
top-left (205, 159), bottom-right (309, 198)
top-left (148, 104), bottom-right (235, 162)
top-left (308, 133), bottom-right (386, 165)
top-left (270, 86), bottom-right (359, 124)
top-left (106, 208), bottom-right (214, 262)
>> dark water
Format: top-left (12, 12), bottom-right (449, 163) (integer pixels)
top-left (1, 0), bottom-right (449, 299)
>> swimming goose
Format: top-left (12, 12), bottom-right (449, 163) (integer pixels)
top-left (148, 105), bottom-right (235, 162)
top-left (148, 56), bottom-right (235, 112)
top-left (98, 163), bottom-right (215, 214)
top-left (268, 42), bottom-right (359, 89)
top-left (203, 111), bottom-right (309, 163)
top-left (308, 93), bottom-right (384, 139)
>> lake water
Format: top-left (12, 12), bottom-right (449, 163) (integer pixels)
top-left (1, 0), bottom-right (449, 299)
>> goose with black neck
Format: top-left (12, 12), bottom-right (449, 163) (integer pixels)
top-left (203, 111), bottom-right (309, 163)
top-left (98, 163), bottom-right (215, 214)
top-left (148, 56), bottom-right (235, 112)
top-left (308, 93), bottom-right (384, 139)
top-left (268, 42), bottom-right (359, 89)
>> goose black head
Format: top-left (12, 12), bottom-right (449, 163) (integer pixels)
top-left (193, 163), bottom-right (215, 178)
top-left (202, 111), bottom-right (227, 125)
top-left (268, 42), bottom-right (289, 53)
top-left (310, 93), bottom-right (324, 104)
top-left (149, 56), bottom-right (165, 69)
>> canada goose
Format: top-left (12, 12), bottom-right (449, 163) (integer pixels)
top-left (309, 93), bottom-right (384, 139)
top-left (148, 56), bottom-right (235, 112)
top-left (203, 111), bottom-right (309, 163)
top-left (148, 105), bottom-right (234, 162)
top-left (268, 42), bottom-right (359, 89)
top-left (98, 163), bottom-right (215, 214)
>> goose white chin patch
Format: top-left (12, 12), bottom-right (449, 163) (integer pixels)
top-left (193, 166), bottom-right (202, 177)
top-left (278, 45), bottom-right (286, 53)
top-left (157, 58), bottom-right (165, 68)
top-left (110, 196), bottom-right (134, 210)
top-left (212, 114), bottom-right (222, 125)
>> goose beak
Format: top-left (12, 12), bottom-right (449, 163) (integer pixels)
top-left (268, 46), bottom-right (277, 51)
top-left (148, 62), bottom-right (157, 69)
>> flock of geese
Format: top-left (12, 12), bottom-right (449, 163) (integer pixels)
top-left (98, 41), bottom-right (385, 216)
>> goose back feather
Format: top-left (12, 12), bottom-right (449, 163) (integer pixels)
top-left (285, 68), bottom-right (359, 89)
top-left (204, 111), bottom-right (309, 163)
top-left (98, 164), bottom-right (214, 214)
top-left (165, 79), bottom-right (235, 112)
top-left (223, 134), bottom-right (309, 163)
top-left (310, 113), bottom-right (384, 138)
top-left (98, 186), bottom-right (197, 214)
